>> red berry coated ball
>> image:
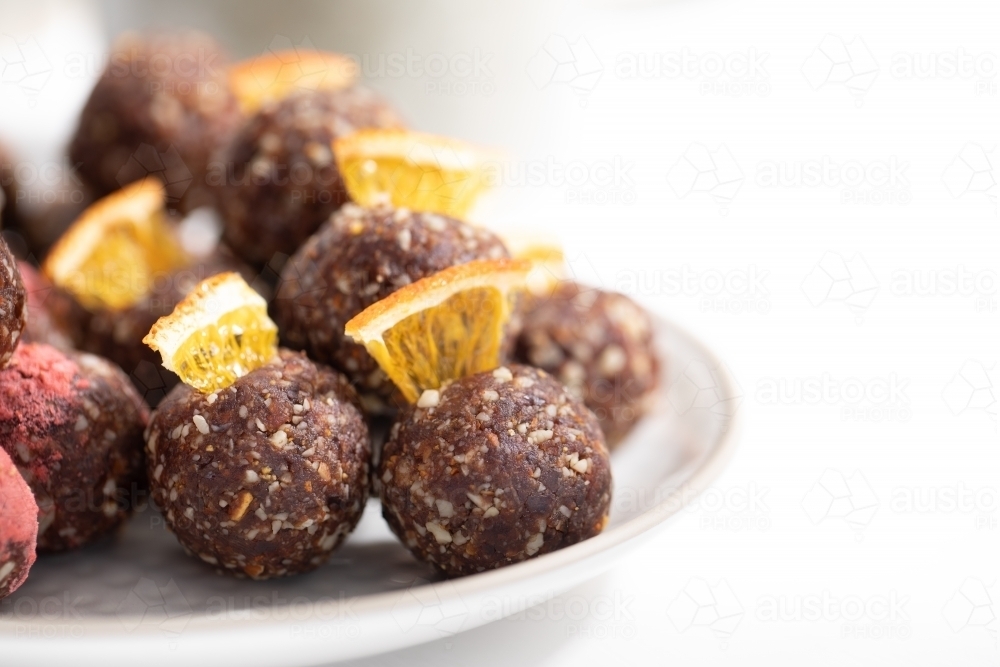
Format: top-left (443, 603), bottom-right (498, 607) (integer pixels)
top-left (0, 446), bottom-right (38, 600)
top-left (0, 343), bottom-right (148, 552)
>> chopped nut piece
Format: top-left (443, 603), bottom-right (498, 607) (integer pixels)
top-left (417, 389), bottom-right (440, 408)
top-left (229, 491), bottom-right (253, 521)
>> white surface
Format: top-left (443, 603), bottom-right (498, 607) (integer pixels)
top-left (1, 0), bottom-right (997, 665)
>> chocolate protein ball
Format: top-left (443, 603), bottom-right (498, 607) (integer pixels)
top-left (145, 350), bottom-right (371, 579)
top-left (376, 364), bottom-right (612, 577)
top-left (515, 282), bottom-right (660, 446)
top-left (0, 236), bottom-right (27, 368)
top-left (0, 343), bottom-right (148, 552)
top-left (0, 446), bottom-right (38, 600)
top-left (69, 30), bottom-right (242, 211)
top-left (215, 87), bottom-right (403, 266)
top-left (75, 246), bottom-right (254, 406)
top-left (274, 202), bottom-right (509, 410)
top-left (16, 261), bottom-right (80, 352)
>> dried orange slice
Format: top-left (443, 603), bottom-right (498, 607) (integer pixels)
top-left (335, 129), bottom-right (491, 219)
top-left (230, 49), bottom-right (356, 114)
top-left (344, 258), bottom-right (531, 403)
top-left (503, 234), bottom-right (567, 297)
top-left (42, 179), bottom-right (188, 311)
top-left (143, 272), bottom-right (278, 393)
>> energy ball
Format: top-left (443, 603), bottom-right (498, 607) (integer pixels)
top-left (376, 364), bottom-right (612, 577)
top-left (75, 247), bottom-right (254, 406)
top-left (0, 236), bottom-right (27, 367)
top-left (69, 30), bottom-right (242, 211)
top-left (17, 261), bottom-right (80, 353)
top-left (216, 87), bottom-right (403, 266)
top-left (515, 283), bottom-right (660, 446)
top-left (0, 446), bottom-right (38, 600)
top-left (275, 202), bottom-right (509, 409)
top-left (145, 350), bottom-right (371, 579)
top-left (0, 343), bottom-right (148, 552)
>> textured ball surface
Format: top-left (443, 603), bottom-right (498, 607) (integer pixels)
top-left (516, 283), bottom-right (660, 446)
top-left (274, 202), bottom-right (509, 409)
top-left (0, 446), bottom-right (38, 600)
top-left (69, 30), bottom-right (242, 211)
top-left (376, 364), bottom-right (612, 577)
top-left (0, 343), bottom-right (148, 552)
top-left (146, 350), bottom-right (371, 579)
top-left (0, 237), bottom-right (27, 368)
top-left (217, 88), bottom-right (403, 266)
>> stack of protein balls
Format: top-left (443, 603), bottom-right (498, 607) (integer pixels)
top-left (0, 29), bottom-right (662, 591)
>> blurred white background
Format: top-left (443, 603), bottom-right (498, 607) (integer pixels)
top-left (1, 0), bottom-right (997, 665)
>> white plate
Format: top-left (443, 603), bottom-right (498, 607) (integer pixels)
top-left (0, 319), bottom-right (741, 666)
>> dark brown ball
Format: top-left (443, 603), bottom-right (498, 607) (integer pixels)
top-left (0, 237), bottom-right (27, 368)
top-left (376, 364), bottom-right (612, 577)
top-left (215, 87), bottom-right (403, 266)
top-left (273, 202), bottom-right (509, 410)
top-left (0, 343), bottom-right (148, 552)
top-left (145, 350), bottom-right (371, 579)
top-left (69, 30), bottom-right (242, 211)
top-left (515, 283), bottom-right (660, 446)
top-left (75, 246), bottom-right (254, 406)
